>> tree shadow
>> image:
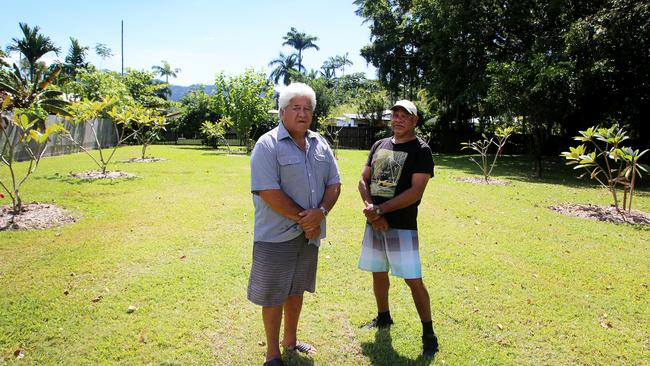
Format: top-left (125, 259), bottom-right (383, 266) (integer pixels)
top-left (200, 150), bottom-right (249, 157)
top-left (436, 154), bottom-right (650, 191)
top-left (32, 172), bottom-right (139, 185)
top-left (170, 145), bottom-right (212, 151)
top-left (361, 329), bottom-right (434, 366)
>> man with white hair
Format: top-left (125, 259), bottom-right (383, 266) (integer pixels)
top-left (248, 83), bottom-right (341, 366)
top-left (358, 99), bottom-right (439, 357)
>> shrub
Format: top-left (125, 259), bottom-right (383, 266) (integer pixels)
top-left (561, 124), bottom-right (648, 212)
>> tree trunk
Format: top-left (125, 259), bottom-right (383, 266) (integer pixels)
top-left (13, 189), bottom-right (21, 214)
top-left (530, 124), bottom-right (545, 178)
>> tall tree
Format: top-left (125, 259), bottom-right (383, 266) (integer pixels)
top-left (121, 69), bottom-right (169, 108)
top-left (282, 27), bottom-right (320, 71)
top-left (0, 50), bottom-right (9, 69)
top-left (7, 23), bottom-right (60, 82)
top-left (151, 60), bottom-right (180, 84)
top-left (214, 69), bottom-right (275, 153)
top-left (355, 0), bottom-right (423, 100)
top-left (268, 52), bottom-right (303, 85)
top-left (151, 60), bottom-right (180, 99)
top-left (320, 61), bottom-right (336, 80)
top-left (336, 52), bottom-right (353, 76)
top-left (94, 43), bottom-right (113, 69)
top-left (61, 37), bottom-right (89, 79)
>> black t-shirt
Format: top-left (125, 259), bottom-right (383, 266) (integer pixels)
top-left (366, 137), bottom-right (434, 230)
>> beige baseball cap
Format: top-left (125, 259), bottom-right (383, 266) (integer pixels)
top-left (390, 100), bottom-right (417, 115)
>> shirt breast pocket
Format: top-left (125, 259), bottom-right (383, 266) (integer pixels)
top-left (278, 154), bottom-right (302, 182)
top-left (314, 153), bottom-right (330, 184)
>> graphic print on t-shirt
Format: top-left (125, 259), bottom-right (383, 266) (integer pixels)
top-left (370, 148), bottom-right (408, 198)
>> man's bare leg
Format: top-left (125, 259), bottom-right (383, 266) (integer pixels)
top-left (262, 305), bottom-right (283, 361)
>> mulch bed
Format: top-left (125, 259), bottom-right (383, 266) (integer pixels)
top-left (119, 157), bottom-right (167, 163)
top-left (549, 203), bottom-right (650, 225)
top-left (0, 203), bottom-right (76, 231)
top-left (455, 176), bottom-right (511, 186)
top-left (71, 171), bottom-right (136, 180)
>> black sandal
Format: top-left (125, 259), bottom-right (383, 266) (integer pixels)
top-left (263, 357), bottom-right (285, 366)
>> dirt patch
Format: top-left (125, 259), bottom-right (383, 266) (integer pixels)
top-left (0, 203), bottom-right (76, 231)
top-left (456, 176), bottom-right (511, 185)
top-left (71, 170), bottom-right (136, 180)
top-left (119, 157), bottom-right (167, 163)
top-left (549, 203), bottom-right (650, 225)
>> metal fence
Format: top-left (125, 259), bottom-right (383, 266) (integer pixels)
top-left (325, 126), bottom-right (377, 150)
top-left (1, 114), bottom-right (117, 162)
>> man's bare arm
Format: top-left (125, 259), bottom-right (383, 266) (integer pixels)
top-left (257, 189), bottom-right (303, 221)
top-left (297, 183), bottom-right (341, 231)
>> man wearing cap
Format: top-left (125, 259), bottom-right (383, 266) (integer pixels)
top-left (357, 99), bottom-right (439, 356)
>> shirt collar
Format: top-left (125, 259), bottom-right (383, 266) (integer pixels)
top-left (278, 121), bottom-right (317, 141)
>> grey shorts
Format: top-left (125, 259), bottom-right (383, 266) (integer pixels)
top-left (247, 235), bottom-right (318, 306)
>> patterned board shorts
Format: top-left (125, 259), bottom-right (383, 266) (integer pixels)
top-left (247, 234), bottom-right (318, 307)
top-left (358, 224), bottom-right (423, 279)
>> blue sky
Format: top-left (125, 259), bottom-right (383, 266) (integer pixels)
top-left (1, 0), bottom-right (377, 86)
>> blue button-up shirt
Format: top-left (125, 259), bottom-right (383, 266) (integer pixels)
top-left (250, 121), bottom-right (341, 246)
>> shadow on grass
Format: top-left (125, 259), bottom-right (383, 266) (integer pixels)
top-left (169, 145), bottom-right (249, 154)
top-left (200, 150), bottom-right (249, 157)
top-left (437, 154), bottom-right (650, 191)
top-left (281, 349), bottom-right (315, 366)
top-left (361, 329), bottom-right (434, 366)
top-left (33, 173), bottom-right (140, 186)
top-left (168, 145), bottom-right (212, 151)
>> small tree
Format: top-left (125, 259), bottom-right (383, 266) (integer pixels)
top-left (461, 126), bottom-right (514, 182)
top-left (0, 98), bottom-right (65, 214)
top-left (130, 110), bottom-right (167, 159)
top-left (214, 69), bottom-right (274, 153)
top-left (317, 115), bottom-right (343, 158)
top-left (200, 118), bottom-right (232, 153)
top-left (64, 98), bottom-right (144, 174)
top-left (561, 124), bottom-right (648, 213)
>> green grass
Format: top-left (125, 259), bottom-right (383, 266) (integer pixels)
top-left (1, 145), bottom-right (648, 365)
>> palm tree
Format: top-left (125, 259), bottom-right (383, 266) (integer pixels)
top-left (306, 69), bottom-right (320, 79)
top-left (268, 52), bottom-right (303, 85)
top-left (151, 60), bottom-right (180, 84)
top-left (0, 50), bottom-right (9, 68)
top-left (336, 52), bottom-right (353, 77)
top-left (0, 64), bottom-right (71, 128)
top-left (321, 58), bottom-right (337, 78)
top-left (62, 37), bottom-right (89, 79)
top-left (282, 27), bottom-right (319, 71)
top-left (7, 23), bottom-right (60, 82)
top-left (152, 60), bottom-right (180, 99)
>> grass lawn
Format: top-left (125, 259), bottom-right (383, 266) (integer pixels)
top-left (1, 145), bottom-right (648, 365)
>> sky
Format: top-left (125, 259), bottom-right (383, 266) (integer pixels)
top-left (1, 0), bottom-right (377, 86)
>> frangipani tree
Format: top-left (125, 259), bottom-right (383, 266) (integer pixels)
top-left (64, 98), bottom-right (149, 174)
top-left (130, 109), bottom-right (168, 159)
top-left (461, 126), bottom-right (514, 182)
top-left (200, 117), bottom-right (232, 153)
top-left (0, 97), bottom-right (65, 214)
top-left (562, 124), bottom-right (648, 213)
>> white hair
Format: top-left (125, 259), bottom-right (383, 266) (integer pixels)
top-left (278, 83), bottom-right (316, 111)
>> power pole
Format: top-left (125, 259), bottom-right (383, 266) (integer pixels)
top-left (121, 20), bottom-right (124, 75)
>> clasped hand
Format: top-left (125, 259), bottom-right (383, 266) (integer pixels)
top-left (298, 208), bottom-right (325, 240)
top-left (362, 203), bottom-right (389, 231)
